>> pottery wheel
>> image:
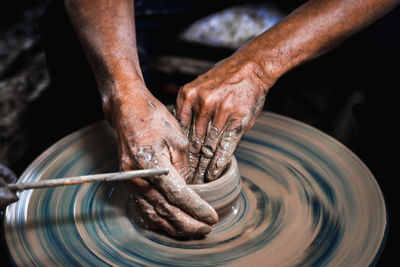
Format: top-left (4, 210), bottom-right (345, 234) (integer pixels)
top-left (4, 112), bottom-right (386, 266)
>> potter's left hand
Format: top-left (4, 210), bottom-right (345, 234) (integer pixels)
top-left (175, 49), bottom-right (275, 183)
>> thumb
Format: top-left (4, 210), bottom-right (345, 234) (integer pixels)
top-left (134, 146), bottom-right (219, 225)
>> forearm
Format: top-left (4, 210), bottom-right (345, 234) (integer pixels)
top-left (64, 0), bottom-right (144, 110)
top-left (243, 0), bottom-right (399, 84)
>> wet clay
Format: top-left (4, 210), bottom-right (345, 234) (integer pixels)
top-left (190, 125), bottom-right (221, 184)
top-left (184, 94), bottom-right (267, 184)
top-left (206, 95), bottom-right (266, 181)
top-left (130, 146), bottom-right (218, 229)
top-left (206, 128), bottom-right (240, 181)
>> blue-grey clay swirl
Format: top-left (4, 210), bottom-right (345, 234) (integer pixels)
top-left (4, 112), bottom-right (386, 266)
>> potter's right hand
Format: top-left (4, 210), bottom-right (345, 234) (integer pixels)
top-left (104, 81), bottom-right (218, 237)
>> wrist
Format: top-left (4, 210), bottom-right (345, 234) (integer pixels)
top-left (237, 22), bottom-right (312, 89)
top-left (233, 42), bottom-right (283, 94)
top-left (100, 77), bottom-right (150, 127)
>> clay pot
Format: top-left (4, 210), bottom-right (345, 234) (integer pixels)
top-left (190, 156), bottom-right (241, 218)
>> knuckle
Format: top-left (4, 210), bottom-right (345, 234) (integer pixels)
top-left (179, 85), bottom-right (196, 102)
top-left (220, 99), bottom-right (235, 114)
top-left (228, 108), bottom-right (251, 129)
top-left (237, 105), bottom-right (251, 116)
top-left (226, 117), bottom-right (243, 131)
top-left (198, 91), bottom-right (215, 107)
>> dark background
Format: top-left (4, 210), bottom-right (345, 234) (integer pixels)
top-left (1, 0), bottom-right (398, 266)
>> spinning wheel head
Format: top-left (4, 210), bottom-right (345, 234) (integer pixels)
top-left (4, 113), bottom-right (386, 266)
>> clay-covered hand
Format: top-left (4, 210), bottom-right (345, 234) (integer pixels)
top-left (175, 50), bottom-right (274, 184)
top-left (106, 84), bottom-right (218, 237)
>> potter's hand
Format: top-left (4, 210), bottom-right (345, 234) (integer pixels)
top-left (66, 0), bottom-right (398, 235)
top-left (175, 51), bottom-right (272, 184)
top-left (106, 84), bottom-right (218, 237)
top-left (65, 0), bottom-right (219, 237)
top-left (173, 0), bottom-right (399, 184)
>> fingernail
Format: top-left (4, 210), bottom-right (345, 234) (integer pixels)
top-left (210, 214), bottom-right (218, 224)
top-left (213, 168), bottom-right (219, 177)
top-left (198, 225), bottom-right (212, 235)
top-left (205, 214), bottom-right (218, 225)
top-left (216, 158), bottom-right (225, 168)
top-left (201, 145), bottom-right (213, 158)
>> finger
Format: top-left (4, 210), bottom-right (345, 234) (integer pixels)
top-left (156, 162), bottom-right (218, 225)
top-left (189, 109), bottom-right (212, 184)
top-left (121, 143), bottom-right (179, 235)
top-left (151, 197), bottom-right (212, 237)
top-left (132, 146), bottom-right (218, 225)
top-left (192, 123), bottom-right (223, 183)
top-left (192, 108), bottom-right (227, 183)
top-left (206, 124), bottom-right (246, 181)
top-left (131, 193), bottom-right (178, 236)
top-left (153, 156), bottom-right (218, 225)
top-left (127, 179), bottom-right (212, 237)
top-left (175, 86), bottom-right (195, 134)
top-left (120, 140), bottom-right (179, 235)
top-left (163, 125), bottom-right (192, 183)
top-left (205, 95), bottom-right (265, 180)
top-left (169, 143), bottom-right (192, 183)
top-left (185, 119), bottom-right (201, 183)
